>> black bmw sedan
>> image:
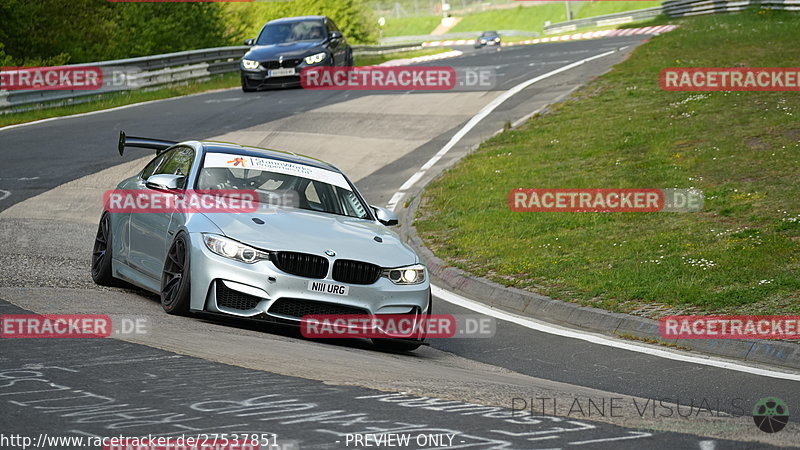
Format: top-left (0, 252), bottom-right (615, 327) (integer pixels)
top-left (240, 15), bottom-right (354, 91)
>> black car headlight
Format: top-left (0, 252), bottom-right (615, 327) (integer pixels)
top-left (242, 59), bottom-right (261, 70)
top-left (203, 234), bottom-right (270, 264)
top-left (383, 264), bottom-right (426, 285)
top-left (304, 52), bottom-right (327, 65)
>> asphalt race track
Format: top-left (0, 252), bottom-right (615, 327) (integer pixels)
top-left (1, 37), bottom-right (798, 449)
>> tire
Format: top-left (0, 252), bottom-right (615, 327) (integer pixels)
top-left (372, 338), bottom-right (424, 352)
top-left (372, 292), bottom-right (432, 352)
top-left (91, 213), bottom-right (119, 286)
top-left (160, 232), bottom-right (191, 315)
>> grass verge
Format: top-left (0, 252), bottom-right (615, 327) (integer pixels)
top-left (415, 10), bottom-right (800, 317)
top-left (450, 2), bottom-right (661, 34)
top-left (0, 72), bottom-right (241, 128)
top-left (381, 2), bottom-right (660, 38)
top-left (381, 16), bottom-right (443, 37)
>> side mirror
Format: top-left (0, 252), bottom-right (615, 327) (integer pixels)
top-left (245, 38), bottom-right (255, 46)
top-left (329, 31), bottom-right (343, 40)
top-left (146, 174), bottom-right (184, 191)
top-left (372, 206), bottom-right (398, 226)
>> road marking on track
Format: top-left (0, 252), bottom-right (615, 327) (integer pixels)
top-left (0, 190), bottom-right (10, 201)
top-left (385, 49), bottom-right (616, 211)
top-left (432, 284), bottom-right (800, 381)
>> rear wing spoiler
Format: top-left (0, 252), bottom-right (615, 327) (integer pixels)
top-left (118, 131), bottom-right (178, 156)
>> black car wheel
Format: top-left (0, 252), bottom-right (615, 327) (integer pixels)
top-left (161, 232), bottom-right (191, 315)
top-left (91, 213), bottom-right (118, 286)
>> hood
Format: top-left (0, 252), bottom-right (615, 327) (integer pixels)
top-left (203, 209), bottom-right (418, 268)
top-left (244, 41), bottom-right (325, 61)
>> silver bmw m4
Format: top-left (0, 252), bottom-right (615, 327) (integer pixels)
top-left (91, 132), bottom-right (431, 351)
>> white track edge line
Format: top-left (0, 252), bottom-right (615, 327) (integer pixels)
top-left (433, 284), bottom-right (800, 381)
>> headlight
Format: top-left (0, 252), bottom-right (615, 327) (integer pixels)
top-left (304, 52), bottom-right (327, 65)
top-left (242, 59), bottom-right (260, 70)
top-left (383, 264), bottom-right (426, 285)
top-left (203, 234), bottom-right (270, 264)
top-left (494, 38), bottom-right (500, 42)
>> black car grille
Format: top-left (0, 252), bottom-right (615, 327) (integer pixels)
top-left (272, 252), bottom-right (329, 279)
top-left (216, 282), bottom-right (262, 311)
top-left (332, 259), bottom-right (382, 285)
top-left (260, 59), bottom-right (302, 70)
top-left (268, 298), bottom-right (367, 319)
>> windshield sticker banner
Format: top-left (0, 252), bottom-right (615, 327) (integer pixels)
top-left (204, 153), bottom-right (352, 191)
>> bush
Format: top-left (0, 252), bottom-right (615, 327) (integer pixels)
top-left (0, 0), bottom-right (227, 63)
top-left (0, 0), bottom-right (378, 65)
top-left (223, 0), bottom-right (378, 45)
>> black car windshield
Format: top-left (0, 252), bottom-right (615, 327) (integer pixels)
top-left (257, 20), bottom-right (327, 45)
top-left (481, 31), bottom-right (499, 38)
top-left (197, 153), bottom-right (370, 220)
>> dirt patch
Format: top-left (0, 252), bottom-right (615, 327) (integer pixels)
top-left (745, 136), bottom-right (770, 151)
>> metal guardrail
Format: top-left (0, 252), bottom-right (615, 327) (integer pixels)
top-left (0, 43), bottom-right (425, 113)
top-left (380, 30), bottom-right (538, 45)
top-left (544, 0), bottom-right (800, 34)
top-left (544, 7), bottom-right (663, 34)
top-left (663, 0), bottom-right (800, 16)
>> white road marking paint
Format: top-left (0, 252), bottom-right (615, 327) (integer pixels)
top-left (204, 98), bottom-right (242, 103)
top-left (432, 284), bottom-right (800, 381)
top-left (0, 190), bottom-right (10, 201)
top-left (699, 440), bottom-right (717, 450)
top-left (569, 431), bottom-right (653, 446)
top-left (386, 49), bottom-right (617, 211)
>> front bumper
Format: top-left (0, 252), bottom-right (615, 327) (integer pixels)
top-left (187, 233), bottom-right (431, 324)
top-left (241, 72), bottom-right (301, 89)
top-left (240, 57), bottom-right (332, 90)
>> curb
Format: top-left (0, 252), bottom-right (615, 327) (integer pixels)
top-left (394, 134), bottom-right (800, 373)
top-left (421, 25), bottom-right (678, 48)
top-left (377, 50), bottom-right (464, 67)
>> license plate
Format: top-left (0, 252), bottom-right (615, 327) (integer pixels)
top-left (268, 68), bottom-right (295, 77)
top-left (308, 280), bottom-right (349, 296)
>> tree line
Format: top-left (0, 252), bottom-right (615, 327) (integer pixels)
top-left (0, 0), bottom-right (378, 66)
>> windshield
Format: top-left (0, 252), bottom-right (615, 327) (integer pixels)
top-left (197, 153), bottom-right (370, 220)
top-left (256, 20), bottom-right (327, 45)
